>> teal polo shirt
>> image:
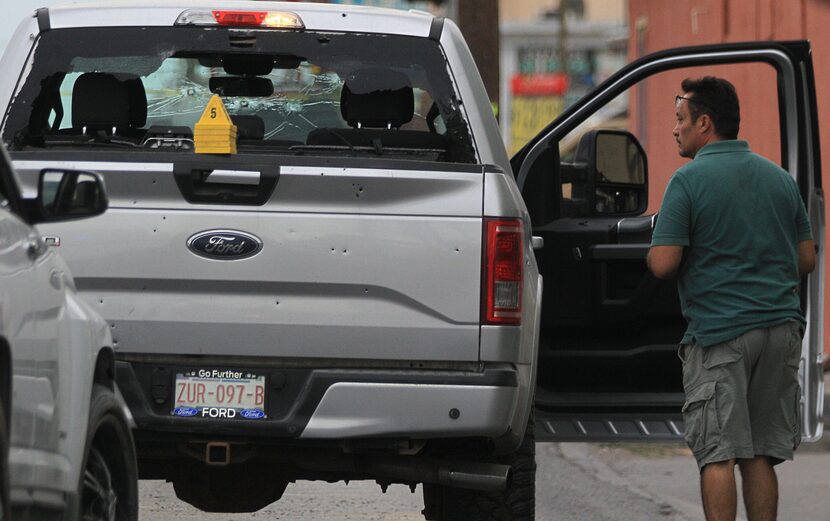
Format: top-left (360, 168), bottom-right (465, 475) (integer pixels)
top-left (651, 140), bottom-right (812, 347)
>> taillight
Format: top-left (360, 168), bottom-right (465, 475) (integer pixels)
top-left (175, 9), bottom-right (305, 29)
top-left (213, 11), bottom-right (268, 26)
top-left (483, 218), bottom-right (524, 325)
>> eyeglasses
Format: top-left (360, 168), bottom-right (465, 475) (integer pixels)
top-left (675, 95), bottom-right (716, 114)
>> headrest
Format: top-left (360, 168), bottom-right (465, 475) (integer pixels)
top-left (340, 68), bottom-right (414, 128)
top-left (231, 115), bottom-right (265, 140)
top-left (72, 73), bottom-right (130, 129)
top-left (123, 77), bottom-right (147, 128)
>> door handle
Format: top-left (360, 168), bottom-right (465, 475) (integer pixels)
top-left (173, 162), bottom-right (279, 205)
top-left (49, 270), bottom-right (63, 290)
top-left (205, 169), bottom-right (261, 185)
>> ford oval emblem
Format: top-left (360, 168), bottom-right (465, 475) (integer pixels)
top-left (187, 229), bottom-right (262, 260)
top-left (172, 407), bottom-right (199, 417)
top-left (240, 409), bottom-right (266, 420)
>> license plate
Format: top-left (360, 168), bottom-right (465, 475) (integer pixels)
top-left (172, 369), bottom-right (267, 420)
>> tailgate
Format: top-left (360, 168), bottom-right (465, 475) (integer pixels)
top-left (15, 156), bottom-right (486, 362)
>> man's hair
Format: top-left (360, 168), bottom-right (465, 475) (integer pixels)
top-left (680, 76), bottom-right (740, 139)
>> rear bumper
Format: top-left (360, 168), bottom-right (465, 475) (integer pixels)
top-left (115, 358), bottom-right (519, 440)
top-left (302, 381), bottom-right (517, 438)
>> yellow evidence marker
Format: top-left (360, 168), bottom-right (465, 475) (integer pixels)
top-left (195, 94), bottom-right (238, 154)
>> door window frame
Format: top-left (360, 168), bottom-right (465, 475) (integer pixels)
top-left (0, 146), bottom-right (20, 214)
top-left (515, 47), bottom-right (801, 191)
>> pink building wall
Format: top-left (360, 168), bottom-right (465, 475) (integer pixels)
top-left (629, 0), bottom-right (830, 354)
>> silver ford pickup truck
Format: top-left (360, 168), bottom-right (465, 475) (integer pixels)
top-left (2, 2), bottom-right (540, 519)
top-left (0, 1), bottom-right (824, 520)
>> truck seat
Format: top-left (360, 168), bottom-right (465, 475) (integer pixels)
top-left (231, 115), bottom-right (265, 140)
top-left (306, 68), bottom-right (447, 151)
top-left (123, 76), bottom-right (147, 132)
top-left (71, 73), bottom-right (131, 133)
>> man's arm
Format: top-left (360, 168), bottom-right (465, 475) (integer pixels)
top-left (647, 245), bottom-right (684, 279)
top-left (798, 239), bottom-right (816, 275)
top-left (649, 174), bottom-right (689, 280)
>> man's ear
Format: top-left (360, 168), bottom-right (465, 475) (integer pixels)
top-left (697, 114), bottom-right (711, 133)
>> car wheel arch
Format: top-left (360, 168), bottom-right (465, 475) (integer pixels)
top-left (0, 338), bottom-right (10, 429)
top-left (93, 347), bottom-right (116, 390)
top-left (76, 384), bottom-right (139, 521)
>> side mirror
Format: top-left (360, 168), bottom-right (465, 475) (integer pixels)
top-left (37, 169), bottom-right (108, 222)
top-left (573, 129), bottom-right (648, 216)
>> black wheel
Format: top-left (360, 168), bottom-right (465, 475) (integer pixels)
top-left (422, 411), bottom-right (536, 521)
top-left (0, 404), bottom-right (9, 521)
top-left (79, 385), bottom-right (138, 521)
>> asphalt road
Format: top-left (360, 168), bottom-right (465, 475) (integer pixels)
top-left (138, 439), bottom-right (830, 520)
top-left (139, 376), bottom-right (830, 520)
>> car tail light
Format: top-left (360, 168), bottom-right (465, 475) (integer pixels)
top-left (483, 218), bottom-right (523, 325)
top-left (175, 9), bottom-right (305, 29)
top-left (213, 11), bottom-right (268, 26)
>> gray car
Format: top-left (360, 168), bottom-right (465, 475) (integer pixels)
top-left (0, 144), bottom-right (138, 521)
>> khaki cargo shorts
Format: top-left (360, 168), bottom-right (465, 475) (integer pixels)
top-left (679, 321), bottom-right (803, 470)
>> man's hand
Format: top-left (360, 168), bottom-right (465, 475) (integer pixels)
top-left (798, 239), bottom-right (816, 275)
top-left (647, 245), bottom-right (684, 279)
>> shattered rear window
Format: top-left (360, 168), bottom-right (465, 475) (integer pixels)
top-left (3, 27), bottom-right (476, 163)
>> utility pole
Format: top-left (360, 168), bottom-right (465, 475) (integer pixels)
top-left (558, 1), bottom-right (568, 77)
top-left (455, 0), bottom-right (500, 117)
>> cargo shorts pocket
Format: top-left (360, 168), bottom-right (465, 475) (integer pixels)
top-left (790, 382), bottom-right (802, 450)
top-left (702, 337), bottom-right (743, 370)
top-left (682, 381), bottom-right (720, 454)
top-left (785, 321), bottom-right (804, 369)
top-left (677, 344), bottom-right (689, 364)
top-left (783, 322), bottom-right (803, 449)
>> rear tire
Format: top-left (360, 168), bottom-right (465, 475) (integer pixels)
top-left (0, 405), bottom-right (9, 521)
top-left (78, 384), bottom-right (138, 521)
top-left (422, 411), bottom-right (536, 521)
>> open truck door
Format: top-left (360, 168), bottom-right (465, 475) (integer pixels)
top-left (513, 41), bottom-right (824, 442)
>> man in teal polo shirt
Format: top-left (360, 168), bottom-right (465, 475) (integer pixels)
top-left (647, 76), bottom-right (815, 521)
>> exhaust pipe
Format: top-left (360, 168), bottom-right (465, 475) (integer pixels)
top-left (437, 460), bottom-right (511, 492)
top-left (359, 456), bottom-right (511, 492)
